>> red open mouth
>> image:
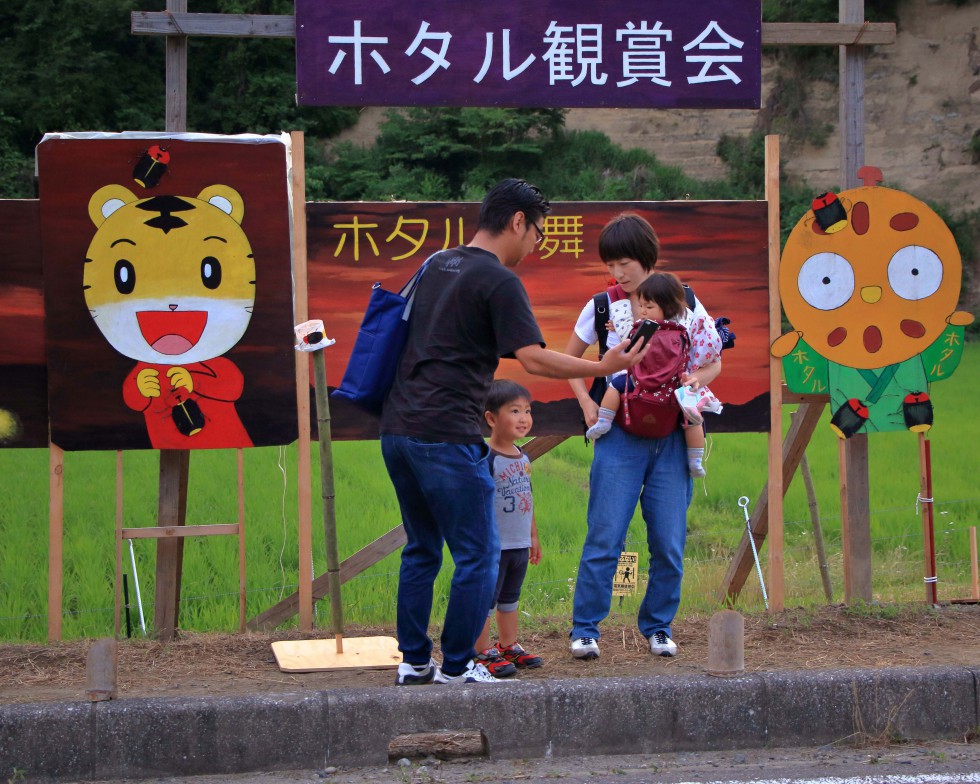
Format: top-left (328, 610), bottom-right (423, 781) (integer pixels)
top-left (137, 310), bottom-right (207, 355)
top-left (863, 325), bottom-right (882, 353)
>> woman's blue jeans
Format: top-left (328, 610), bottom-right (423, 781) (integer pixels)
top-left (571, 423), bottom-right (692, 641)
top-left (381, 435), bottom-right (499, 676)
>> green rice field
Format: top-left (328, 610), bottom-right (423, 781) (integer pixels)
top-left (1, 345), bottom-right (977, 642)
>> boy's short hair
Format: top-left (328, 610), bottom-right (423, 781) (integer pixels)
top-left (635, 272), bottom-right (686, 320)
top-left (598, 213), bottom-right (660, 271)
top-left (485, 379), bottom-right (532, 414)
top-left (477, 179), bottom-right (551, 234)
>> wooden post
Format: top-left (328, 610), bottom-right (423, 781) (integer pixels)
top-left (47, 442), bottom-right (64, 642)
top-left (836, 0), bottom-right (873, 605)
top-left (839, 0), bottom-right (866, 190)
top-left (148, 0), bottom-right (192, 643)
top-left (290, 130), bottom-right (314, 631)
top-left (165, 0), bottom-right (188, 132)
top-left (154, 449), bottom-right (190, 640)
top-left (839, 435), bottom-right (872, 601)
top-left (765, 134), bottom-right (784, 612)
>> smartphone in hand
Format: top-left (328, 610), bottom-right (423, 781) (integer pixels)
top-left (626, 319), bottom-right (659, 352)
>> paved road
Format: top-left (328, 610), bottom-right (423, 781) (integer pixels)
top-left (94, 741), bottom-right (980, 784)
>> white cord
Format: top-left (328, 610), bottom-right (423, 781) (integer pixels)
top-left (915, 493), bottom-right (934, 515)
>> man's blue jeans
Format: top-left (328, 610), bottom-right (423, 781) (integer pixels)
top-left (571, 424), bottom-right (692, 641)
top-left (381, 434), bottom-right (499, 676)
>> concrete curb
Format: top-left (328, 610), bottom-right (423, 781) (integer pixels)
top-left (2, 665), bottom-right (978, 781)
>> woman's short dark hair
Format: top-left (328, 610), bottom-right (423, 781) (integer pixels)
top-left (635, 272), bottom-right (686, 321)
top-left (477, 179), bottom-right (551, 234)
top-left (598, 213), bottom-right (660, 271)
top-left (485, 379), bottom-right (532, 414)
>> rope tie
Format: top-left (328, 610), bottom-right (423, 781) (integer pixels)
top-left (915, 493), bottom-right (934, 515)
top-left (165, 10), bottom-right (187, 36)
top-left (851, 20), bottom-right (871, 46)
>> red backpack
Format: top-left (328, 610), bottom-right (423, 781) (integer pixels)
top-left (615, 319), bottom-right (690, 440)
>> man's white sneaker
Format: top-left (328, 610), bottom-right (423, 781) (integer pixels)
top-left (394, 657), bottom-right (437, 685)
top-left (433, 659), bottom-right (500, 684)
top-left (649, 630), bottom-right (678, 657)
top-left (570, 636), bottom-right (600, 659)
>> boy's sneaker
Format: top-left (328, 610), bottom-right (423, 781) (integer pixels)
top-left (570, 636), bottom-right (600, 659)
top-left (498, 642), bottom-right (543, 669)
top-left (674, 386), bottom-right (704, 425)
top-left (433, 659), bottom-right (501, 684)
top-left (395, 658), bottom-right (437, 685)
top-left (649, 631), bottom-right (678, 657)
top-left (475, 646), bottom-right (518, 677)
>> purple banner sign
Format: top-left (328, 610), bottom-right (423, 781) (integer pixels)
top-left (296, 0), bottom-right (761, 109)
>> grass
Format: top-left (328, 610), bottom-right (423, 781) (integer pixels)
top-left (0, 345), bottom-right (977, 642)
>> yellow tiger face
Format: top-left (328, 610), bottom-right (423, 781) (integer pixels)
top-left (84, 184), bottom-right (255, 364)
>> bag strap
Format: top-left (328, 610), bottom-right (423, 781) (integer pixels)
top-left (683, 284), bottom-right (696, 311)
top-left (400, 254), bottom-right (436, 321)
top-left (592, 292), bottom-right (609, 358)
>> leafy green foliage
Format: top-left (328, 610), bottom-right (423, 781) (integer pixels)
top-left (314, 108), bottom-right (565, 200)
top-left (0, 0), bottom-right (357, 198)
top-left (0, 0), bottom-right (164, 150)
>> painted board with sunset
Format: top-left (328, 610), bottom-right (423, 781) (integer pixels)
top-left (309, 200), bottom-right (771, 440)
top-left (0, 200), bottom-right (47, 448)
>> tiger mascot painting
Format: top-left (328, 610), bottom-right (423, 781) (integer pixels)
top-left (84, 183), bottom-right (256, 449)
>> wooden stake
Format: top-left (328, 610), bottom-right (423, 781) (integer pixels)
top-left (764, 133), bottom-right (784, 612)
top-left (799, 447), bottom-right (833, 603)
top-left (290, 130), bottom-right (313, 632)
top-left (238, 448), bottom-right (246, 632)
top-left (918, 433), bottom-right (938, 605)
top-left (312, 348), bottom-right (343, 651)
top-left (970, 527), bottom-right (979, 602)
top-left (839, 434), bottom-right (872, 602)
top-left (48, 441), bottom-right (64, 642)
top-left (115, 451), bottom-right (124, 638)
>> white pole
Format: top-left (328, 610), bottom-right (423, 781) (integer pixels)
top-left (128, 539), bottom-right (147, 636)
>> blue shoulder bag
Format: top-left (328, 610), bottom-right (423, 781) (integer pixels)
top-left (331, 256), bottom-right (432, 414)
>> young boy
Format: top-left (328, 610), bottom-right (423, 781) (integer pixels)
top-left (474, 379), bottom-right (544, 677)
top-left (586, 272), bottom-right (722, 477)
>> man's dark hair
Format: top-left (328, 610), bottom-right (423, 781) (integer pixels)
top-left (598, 213), bottom-right (660, 271)
top-left (485, 379), bottom-right (532, 414)
top-left (476, 179), bottom-right (551, 234)
top-left (635, 272), bottom-right (686, 320)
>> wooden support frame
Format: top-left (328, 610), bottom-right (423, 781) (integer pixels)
top-left (63, 6), bottom-right (892, 638)
top-left (131, 13), bottom-right (896, 46)
top-left (115, 449), bottom-right (248, 638)
top-left (718, 394), bottom-right (828, 603)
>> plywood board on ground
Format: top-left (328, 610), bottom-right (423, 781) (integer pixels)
top-left (271, 636), bottom-right (401, 672)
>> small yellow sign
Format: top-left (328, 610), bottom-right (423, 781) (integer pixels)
top-left (613, 551), bottom-right (639, 596)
